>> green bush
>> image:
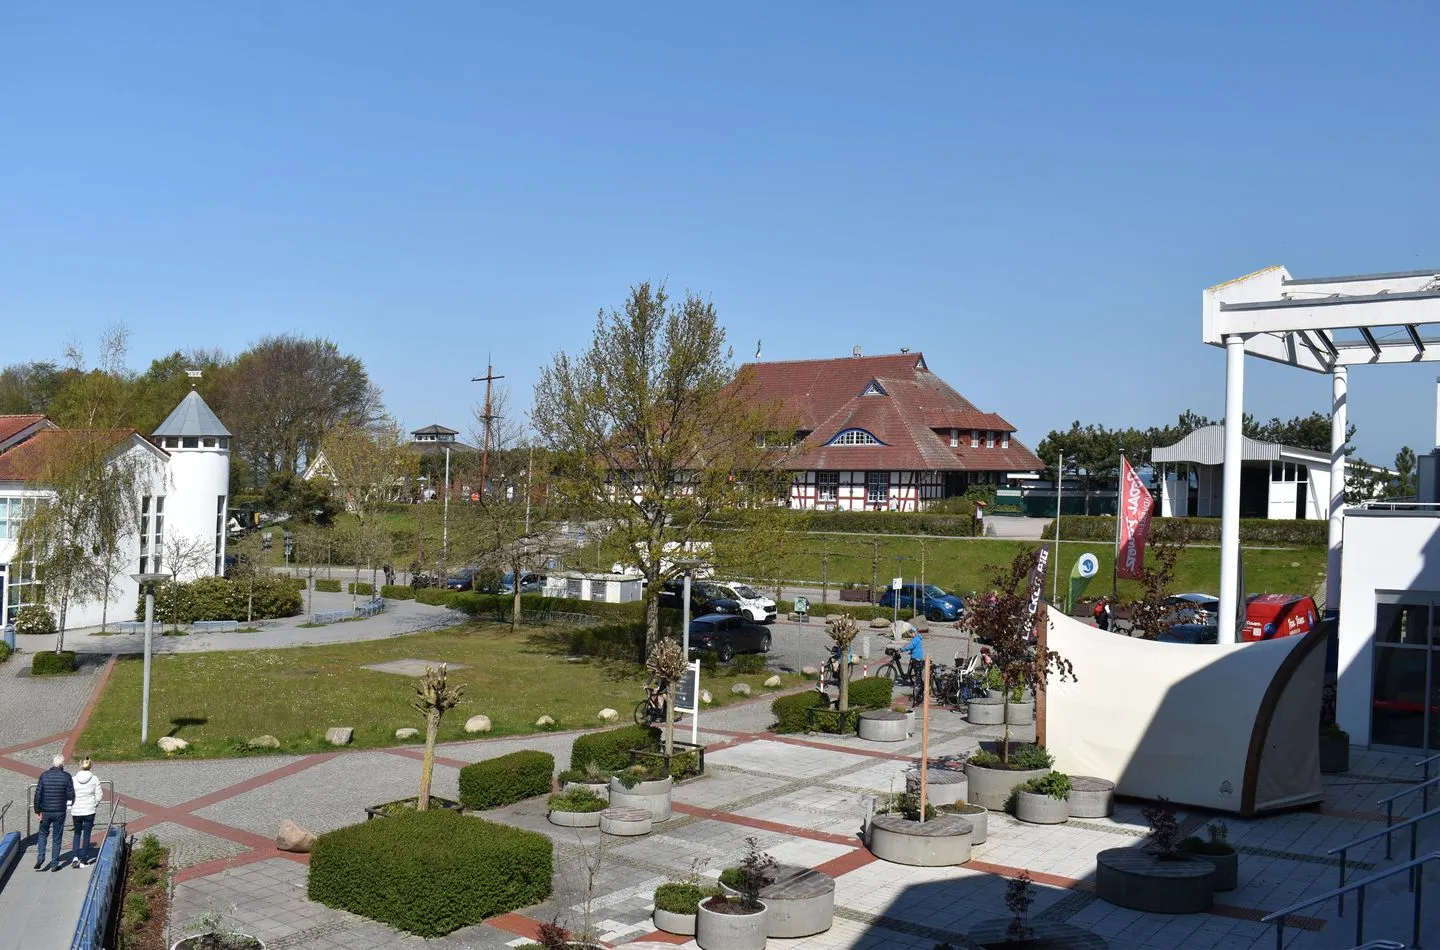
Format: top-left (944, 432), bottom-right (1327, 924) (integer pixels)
top-left (0, 642), bottom-right (11, 663)
top-left (349, 582), bottom-right (375, 595)
top-left (770, 691), bottom-right (828, 733)
top-left (282, 576), bottom-right (308, 591)
top-left (731, 654), bottom-right (767, 674)
top-left (567, 622), bottom-right (645, 661)
top-left (381, 584), bottom-right (415, 600)
top-left (569, 724), bottom-right (655, 773)
top-left (1010, 744), bottom-right (1056, 770)
top-left (654, 882), bottom-right (716, 915)
top-left (32, 651), bottom-right (77, 675)
top-left (1022, 771), bottom-right (1071, 800)
top-left (458, 750), bottom-right (555, 810)
top-left (14, 604), bottom-right (57, 635)
top-left (414, 587), bottom-right (454, 606)
top-left (1043, 515), bottom-right (1325, 547)
top-left (308, 809), bottom-right (552, 937)
top-left (547, 787), bottom-right (606, 813)
top-left (847, 676), bottom-right (896, 709)
top-left (314, 579), bottom-right (342, 593)
top-left (711, 508), bottom-right (975, 538)
top-left (136, 575), bottom-right (302, 623)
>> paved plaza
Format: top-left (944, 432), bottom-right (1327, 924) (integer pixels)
top-left (1, 634), bottom-right (1437, 949)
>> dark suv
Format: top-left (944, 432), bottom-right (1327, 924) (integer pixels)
top-left (688, 613), bottom-right (772, 662)
top-left (658, 579), bottom-right (739, 616)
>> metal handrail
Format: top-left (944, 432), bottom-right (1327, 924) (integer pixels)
top-left (1379, 772), bottom-right (1440, 857)
top-left (25, 781), bottom-right (116, 842)
top-left (1326, 805), bottom-right (1440, 914)
top-left (1262, 850), bottom-right (1438, 949)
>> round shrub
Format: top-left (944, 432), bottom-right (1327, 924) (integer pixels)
top-left (308, 810), bottom-right (552, 937)
top-left (0, 642), bottom-right (11, 663)
top-left (770, 691), bottom-right (828, 733)
top-left (654, 882), bottom-right (716, 915)
top-left (32, 650), bottom-right (77, 675)
top-left (459, 750), bottom-right (555, 810)
top-left (547, 787), bottom-right (606, 813)
top-left (314, 579), bottom-right (342, 593)
top-left (14, 604), bottom-right (57, 635)
top-left (846, 676), bottom-right (896, 710)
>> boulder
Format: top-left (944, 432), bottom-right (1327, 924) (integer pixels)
top-left (536, 715), bottom-right (556, 727)
top-left (730, 683), bottom-right (752, 696)
top-left (801, 665), bottom-right (819, 676)
top-left (700, 690), bottom-right (713, 705)
top-left (394, 727), bottom-right (420, 740)
top-left (276, 819), bottom-right (317, 853)
top-left (324, 727), bottom-right (353, 746)
top-left (247, 735), bottom-right (281, 750)
top-left (465, 714), bottom-right (492, 734)
top-left (869, 617), bottom-right (890, 629)
top-left (156, 736), bottom-right (189, 754)
top-left (763, 675), bottom-right (782, 688)
top-left (597, 708), bottom-right (619, 722)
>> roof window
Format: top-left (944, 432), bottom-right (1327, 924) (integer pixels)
top-left (827, 428), bottom-right (884, 446)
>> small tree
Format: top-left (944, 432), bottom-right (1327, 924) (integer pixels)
top-left (961, 548), bottom-right (1076, 763)
top-left (1005, 871), bottom-right (1035, 941)
top-left (826, 613), bottom-right (861, 712)
top-left (733, 837), bottom-right (778, 911)
top-left (161, 534), bottom-right (213, 631)
top-left (1121, 527), bottom-right (1191, 640)
top-left (411, 664), bottom-right (465, 811)
top-left (646, 638), bottom-right (688, 757)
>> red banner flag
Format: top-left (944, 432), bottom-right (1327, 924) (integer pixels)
top-left (1116, 456), bottom-right (1154, 581)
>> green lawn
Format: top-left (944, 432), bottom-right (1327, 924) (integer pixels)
top-left (76, 620), bottom-right (801, 761)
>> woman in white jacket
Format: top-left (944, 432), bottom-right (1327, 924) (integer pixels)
top-left (70, 758), bottom-right (104, 867)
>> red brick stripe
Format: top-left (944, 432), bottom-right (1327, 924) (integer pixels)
top-left (382, 746), bottom-right (469, 770)
top-left (63, 655), bottom-right (116, 759)
top-left (0, 730), bottom-right (71, 757)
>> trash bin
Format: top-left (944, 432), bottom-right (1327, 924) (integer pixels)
top-left (3, 625), bottom-right (15, 652)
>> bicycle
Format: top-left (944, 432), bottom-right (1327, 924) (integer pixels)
top-left (877, 647), bottom-right (926, 703)
top-left (634, 677), bottom-right (677, 726)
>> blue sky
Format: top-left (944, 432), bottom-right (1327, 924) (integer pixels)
top-left (4, 2), bottom-right (1438, 462)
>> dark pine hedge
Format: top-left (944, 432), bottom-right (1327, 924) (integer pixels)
top-left (1043, 515), bottom-right (1326, 547)
top-left (458, 750), bottom-right (555, 810)
top-left (569, 724), bottom-right (656, 773)
top-left (308, 809), bottom-right (552, 937)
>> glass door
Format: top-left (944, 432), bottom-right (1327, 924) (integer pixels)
top-left (1371, 597), bottom-right (1438, 752)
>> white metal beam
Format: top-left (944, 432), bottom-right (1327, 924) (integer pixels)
top-left (1216, 291), bottom-right (1440, 336)
top-left (1235, 331), bottom-right (1333, 373)
top-left (1281, 271), bottom-right (1439, 298)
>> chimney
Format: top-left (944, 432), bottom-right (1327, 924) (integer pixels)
top-left (852, 345), bottom-right (863, 358)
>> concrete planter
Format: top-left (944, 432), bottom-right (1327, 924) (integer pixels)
top-left (609, 775), bottom-right (672, 821)
top-left (857, 709), bottom-right (907, 742)
top-left (695, 897), bottom-right (769, 950)
top-left (1190, 848), bottom-right (1238, 891)
top-left (599, 805), bottom-right (653, 836)
top-left (563, 780), bottom-right (611, 800)
top-left (967, 695), bottom-right (1005, 725)
top-left (653, 907), bottom-right (697, 936)
top-left (1005, 701), bottom-right (1034, 725)
top-left (1095, 847), bottom-right (1214, 914)
top-left (1319, 733), bottom-right (1350, 774)
top-left (1068, 777), bottom-right (1115, 818)
top-left (945, 803), bottom-right (988, 844)
top-left (905, 767), bottom-right (968, 807)
top-left (719, 865), bottom-right (835, 938)
top-left (1013, 789), bottom-right (1069, 825)
top-left (964, 761), bottom-right (1050, 811)
top-left (548, 808), bottom-right (602, 828)
top-left (867, 812), bottom-right (973, 866)
top-left (173, 936), bottom-right (264, 950)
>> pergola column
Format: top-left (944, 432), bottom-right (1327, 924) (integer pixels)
top-left (1325, 366), bottom-right (1347, 617)
top-left (1218, 335), bottom-right (1246, 645)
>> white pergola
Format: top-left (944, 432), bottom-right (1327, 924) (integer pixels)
top-left (1204, 266), bottom-right (1440, 643)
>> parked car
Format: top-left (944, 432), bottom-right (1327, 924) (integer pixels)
top-left (1242, 594), bottom-right (1319, 641)
top-left (687, 613), bottom-right (771, 662)
top-left (444, 568), bottom-right (479, 591)
top-left (1158, 623), bottom-right (1219, 645)
top-left (710, 581), bottom-right (777, 624)
top-left (658, 579), bottom-right (740, 616)
top-left (878, 583), bottom-right (965, 622)
top-left (1163, 593), bottom-right (1219, 626)
top-left (498, 571), bottom-right (544, 595)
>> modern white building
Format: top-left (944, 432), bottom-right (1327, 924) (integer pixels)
top-left (1152, 424), bottom-right (1332, 520)
top-left (0, 389), bottom-right (232, 631)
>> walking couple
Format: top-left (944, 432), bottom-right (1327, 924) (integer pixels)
top-left (33, 754), bottom-right (105, 872)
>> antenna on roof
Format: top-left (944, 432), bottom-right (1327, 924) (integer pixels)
top-left (852, 345), bottom-right (862, 358)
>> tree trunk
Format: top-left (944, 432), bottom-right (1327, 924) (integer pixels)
top-left (100, 586), bottom-right (109, 635)
top-left (838, 651), bottom-right (851, 712)
top-left (644, 584), bottom-right (661, 657)
top-left (247, 574), bottom-right (254, 624)
top-left (417, 710), bottom-right (439, 810)
top-left (55, 593), bottom-right (69, 653)
top-left (663, 693), bottom-right (674, 756)
top-left (510, 552), bottom-right (522, 633)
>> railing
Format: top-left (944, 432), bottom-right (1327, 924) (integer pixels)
top-left (1379, 775), bottom-right (1440, 858)
top-left (1262, 851), bottom-right (1438, 949)
top-left (1327, 805), bottom-right (1440, 914)
top-left (26, 781), bottom-right (117, 839)
top-left (69, 825), bottom-right (125, 950)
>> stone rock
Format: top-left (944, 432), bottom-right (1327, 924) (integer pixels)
top-left (700, 690), bottom-right (713, 705)
top-left (869, 617), bottom-right (890, 628)
top-left (276, 819), bottom-right (317, 853)
top-left (801, 665), bottom-right (819, 676)
top-left (597, 708), bottom-right (619, 722)
top-left (1290, 561), bottom-right (1300, 568)
top-left (465, 714), bottom-right (492, 734)
top-left (730, 683), bottom-right (752, 696)
top-left (763, 675), bottom-right (781, 688)
top-left (156, 736), bottom-right (189, 754)
top-left (247, 735), bottom-right (281, 750)
top-left (536, 715), bottom-right (556, 727)
top-left (324, 727), bottom-right (354, 746)
top-left (394, 727), bottom-right (420, 740)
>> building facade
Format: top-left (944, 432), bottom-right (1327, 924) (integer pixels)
top-left (1152, 425), bottom-right (1332, 521)
top-left (740, 352), bottom-right (1042, 511)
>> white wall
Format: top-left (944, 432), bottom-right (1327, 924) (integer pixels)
top-left (1336, 510), bottom-right (1440, 745)
top-left (164, 444), bottom-right (230, 579)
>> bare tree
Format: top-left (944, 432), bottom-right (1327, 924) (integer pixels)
top-left (160, 534), bottom-right (213, 632)
top-left (412, 665), bottom-right (465, 810)
top-left (826, 614), bottom-right (861, 713)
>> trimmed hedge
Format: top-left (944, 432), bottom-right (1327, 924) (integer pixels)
top-left (281, 576), bottom-right (308, 591)
top-left (136, 576), bottom-right (303, 623)
top-left (458, 750), bottom-right (555, 810)
top-left (570, 724), bottom-right (655, 773)
top-left (308, 809), bottom-right (552, 937)
top-left (32, 650), bottom-right (77, 675)
top-left (710, 508), bottom-right (976, 537)
top-left (381, 584), bottom-right (415, 600)
top-left (847, 675), bottom-right (897, 709)
top-left (1043, 515), bottom-right (1326, 547)
top-left (0, 642), bottom-right (10, 663)
top-left (14, 604), bottom-right (57, 635)
top-left (771, 691), bottom-right (828, 733)
top-left (567, 622), bottom-right (645, 661)
top-left (314, 579), bottom-right (342, 593)
top-left (348, 582), bottom-right (375, 595)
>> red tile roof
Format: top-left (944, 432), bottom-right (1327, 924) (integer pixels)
top-left (0, 414), bottom-right (48, 448)
top-left (739, 352), bottom-right (1042, 473)
top-left (0, 429), bottom-right (145, 481)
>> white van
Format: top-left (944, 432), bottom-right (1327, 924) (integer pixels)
top-left (712, 581), bottom-right (778, 624)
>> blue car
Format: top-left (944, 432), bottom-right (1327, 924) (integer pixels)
top-left (878, 583), bottom-right (965, 622)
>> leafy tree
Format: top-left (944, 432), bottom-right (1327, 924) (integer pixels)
top-left (1392, 446), bottom-right (1418, 500)
top-left (1120, 528), bottom-right (1191, 640)
top-left (319, 417), bottom-right (417, 593)
top-left (646, 638), bottom-right (688, 757)
top-left (411, 664), bottom-right (465, 810)
top-left (0, 361), bottom-right (66, 414)
top-left (259, 471), bottom-right (340, 526)
top-left (532, 282), bottom-right (789, 653)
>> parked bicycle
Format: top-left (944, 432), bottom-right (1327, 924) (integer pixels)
top-left (634, 675), bottom-right (677, 726)
top-left (877, 646), bottom-right (926, 702)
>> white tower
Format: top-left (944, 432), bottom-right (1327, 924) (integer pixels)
top-left (151, 388), bottom-right (232, 578)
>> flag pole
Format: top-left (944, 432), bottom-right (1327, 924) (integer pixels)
top-left (1112, 454), bottom-right (1123, 601)
top-left (1052, 452), bottom-right (1064, 606)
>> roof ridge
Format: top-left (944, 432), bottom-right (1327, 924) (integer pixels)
top-left (740, 352), bottom-right (924, 368)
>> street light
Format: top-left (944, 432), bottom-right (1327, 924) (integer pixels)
top-left (130, 571), bottom-right (172, 745)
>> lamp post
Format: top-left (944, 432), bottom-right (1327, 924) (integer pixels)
top-left (130, 571), bottom-right (172, 745)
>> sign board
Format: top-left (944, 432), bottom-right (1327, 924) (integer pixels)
top-left (794, 596), bottom-right (809, 615)
top-left (891, 577), bottom-right (903, 591)
top-left (673, 660), bottom-right (700, 714)
top-left (1023, 547), bottom-right (1050, 636)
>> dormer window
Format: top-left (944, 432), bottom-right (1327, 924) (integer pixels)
top-left (1002, 432), bottom-right (1010, 449)
top-left (970, 430), bottom-right (979, 448)
top-left (986, 431), bottom-right (995, 448)
top-left (949, 428), bottom-right (958, 448)
top-left (827, 428), bottom-right (884, 446)
top-left (860, 379), bottom-right (887, 397)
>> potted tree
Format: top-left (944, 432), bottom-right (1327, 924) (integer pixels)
top-left (696, 838), bottom-right (774, 950)
top-left (368, 664), bottom-right (465, 817)
top-left (1319, 722), bottom-right (1350, 773)
top-left (1013, 772), bottom-right (1070, 825)
top-left (1181, 821), bottom-right (1238, 891)
top-left (547, 787), bottom-right (608, 828)
top-left (647, 638), bottom-right (688, 759)
top-left (867, 792), bottom-right (975, 866)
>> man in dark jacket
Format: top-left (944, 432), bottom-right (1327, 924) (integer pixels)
top-left (34, 754), bottom-right (74, 871)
